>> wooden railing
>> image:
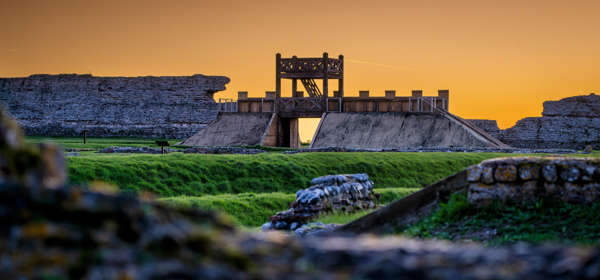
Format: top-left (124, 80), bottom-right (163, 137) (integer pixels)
top-left (341, 96), bottom-right (447, 113)
top-left (223, 96), bottom-right (451, 116)
top-left (279, 57), bottom-right (343, 75)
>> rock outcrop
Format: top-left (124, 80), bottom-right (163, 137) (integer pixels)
top-left (469, 94), bottom-right (600, 149)
top-left (0, 74), bottom-right (229, 139)
top-left (263, 174), bottom-right (377, 231)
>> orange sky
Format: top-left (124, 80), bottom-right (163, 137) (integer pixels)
top-left (2, 0), bottom-right (599, 141)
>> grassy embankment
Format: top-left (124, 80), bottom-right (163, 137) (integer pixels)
top-left (67, 152), bottom-right (506, 196)
top-left (402, 193), bottom-right (600, 245)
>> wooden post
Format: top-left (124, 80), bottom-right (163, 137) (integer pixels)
top-left (82, 130), bottom-right (88, 144)
top-left (275, 53), bottom-right (282, 113)
top-left (322, 52), bottom-right (328, 112)
top-left (338, 54), bottom-right (344, 98)
top-left (292, 79), bottom-right (297, 97)
top-left (291, 56), bottom-right (298, 97)
top-left (323, 52), bottom-right (329, 97)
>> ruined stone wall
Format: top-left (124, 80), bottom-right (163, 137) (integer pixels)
top-left (0, 74), bottom-right (229, 139)
top-left (468, 157), bottom-right (600, 207)
top-left (469, 94), bottom-right (600, 149)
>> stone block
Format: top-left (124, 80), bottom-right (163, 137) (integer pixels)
top-left (583, 183), bottom-right (600, 203)
top-left (494, 165), bottom-right (517, 182)
top-left (468, 183), bottom-right (495, 206)
top-left (521, 181), bottom-right (538, 201)
top-left (564, 183), bottom-right (584, 203)
top-left (411, 90), bottom-right (423, 97)
top-left (481, 166), bottom-right (495, 184)
top-left (518, 164), bottom-right (540, 180)
top-left (542, 165), bottom-right (557, 182)
top-left (543, 182), bottom-right (559, 197)
top-left (560, 166), bottom-right (580, 182)
top-left (359, 90), bottom-right (369, 98)
top-left (467, 165), bottom-right (482, 182)
top-left (582, 166), bottom-right (596, 181)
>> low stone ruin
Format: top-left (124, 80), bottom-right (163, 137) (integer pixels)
top-left (97, 146), bottom-right (266, 154)
top-left (181, 146), bottom-right (265, 154)
top-left (0, 74), bottom-right (230, 138)
top-left (468, 157), bottom-right (600, 206)
top-left (262, 174), bottom-right (378, 231)
top-left (285, 146), bottom-right (579, 154)
top-left (98, 146), bottom-right (177, 154)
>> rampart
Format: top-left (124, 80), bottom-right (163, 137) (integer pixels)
top-left (0, 74), bottom-right (229, 138)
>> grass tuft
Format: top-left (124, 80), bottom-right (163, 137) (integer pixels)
top-left (402, 193), bottom-right (600, 245)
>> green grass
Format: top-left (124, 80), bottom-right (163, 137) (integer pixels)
top-left (26, 136), bottom-right (181, 150)
top-left (67, 152), bottom-right (506, 196)
top-left (160, 187), bottom-right (419, 227)
top-left (160, 192), bottom-right (294, 226)
top-left (314, 209), bottom-right (377, 225)
top-left (401, 193), bottom-right (600, 245)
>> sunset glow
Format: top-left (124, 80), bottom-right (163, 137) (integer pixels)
top-left (2, 0), bottom-right (599, 141)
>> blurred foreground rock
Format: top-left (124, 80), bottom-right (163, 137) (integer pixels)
top-left (0, 109), bottom-right (66, 189)
top-left (2, 109), bottom-right (600, 279)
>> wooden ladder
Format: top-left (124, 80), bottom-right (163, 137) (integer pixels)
top-left (300, 78), bottom-right (322, 98)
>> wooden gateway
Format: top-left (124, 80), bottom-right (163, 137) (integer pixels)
top-left (226, 53), bottom-right (450, 117)
top-left (208, 53), bottom-right (492, 149)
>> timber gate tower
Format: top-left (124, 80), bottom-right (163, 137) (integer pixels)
top-left (183, 52), bottom-right (505, 149)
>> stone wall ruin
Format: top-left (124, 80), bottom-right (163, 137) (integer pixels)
top-left (0, 74), bottom-right (230, 139)
top-left (467, 157), bottom-right (600, 207)
top-left (468, 93), bottom-right (600, 149)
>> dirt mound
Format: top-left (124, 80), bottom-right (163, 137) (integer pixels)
top-left (311, 112), bottom-right (504, 149)
top-left (181, 112), bottom-right (274, 146)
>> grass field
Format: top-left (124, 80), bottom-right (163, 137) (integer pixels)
top-left (67, 152), bottom-right (507, 196)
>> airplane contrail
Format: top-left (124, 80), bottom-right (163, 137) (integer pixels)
top-left (345, 58), bottom-right (410, 71)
